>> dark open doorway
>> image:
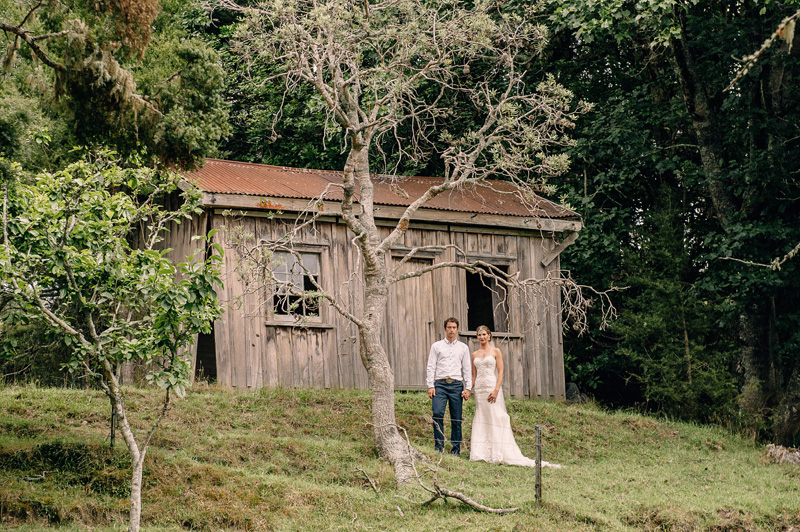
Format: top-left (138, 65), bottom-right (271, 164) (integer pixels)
top-left (466, 265), bottom-right (509, 332)
top-left (194, 323), bottom-right (217, 382)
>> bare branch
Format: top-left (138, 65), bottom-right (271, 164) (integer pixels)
top-left (432, 486), bottom-right (520, 514)
top-left (390, 251), bottom-right (617, 334)
top-left (726, 9), bottom-right (800, 91)
top-left (29, 30), bottom-right (69, 41)
top-left (222, 214), bottom-right (367, 328)
top-left (356, 468), bottom-right (381, 493)
top-left (269, 241), bottom-right (366, 328)
top-left (0, 21), bottom-right (67, 71)
top-left (718, 240), bottom-right (800, 271)
top-left (395, 424), bottom-right (519, 513)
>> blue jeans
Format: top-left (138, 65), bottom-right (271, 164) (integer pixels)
top-left (432, 380), bottom-right (464, 454)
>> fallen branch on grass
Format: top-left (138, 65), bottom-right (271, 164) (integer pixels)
top-left (356, 467), bottom-right (381, 493)
top-left (397, 426), bottom-right (520, 514)
top-left (421, 483), bottom-right (520, 514)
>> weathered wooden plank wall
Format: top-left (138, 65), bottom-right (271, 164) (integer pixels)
top-left (152, 207), bottom-right (209, 376)
top-left (381, 225), bottom-right (443, 389)
top-left (197, 212), bottom-right (566, 399)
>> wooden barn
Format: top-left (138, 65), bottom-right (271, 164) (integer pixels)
top-left (172, 158), bottom-right (582, 399)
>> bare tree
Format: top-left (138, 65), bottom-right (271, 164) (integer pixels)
top-left (213, 0), bottom-right (602, 483)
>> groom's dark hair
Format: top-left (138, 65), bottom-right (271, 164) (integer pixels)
top-left (444, 317), bottom-right (459, 328)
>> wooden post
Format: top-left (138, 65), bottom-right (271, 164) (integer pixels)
top-left (535, 424), bottom-right (542, 507)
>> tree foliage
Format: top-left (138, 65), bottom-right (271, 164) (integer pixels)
top-left (0, 154), bottom-right (224, 532)
top-left (542, 0), bottom-right (800, 444)
top-left (0, 2), bottom-right (227, 530)
top-left (0, 0), bottom-right (229, 170)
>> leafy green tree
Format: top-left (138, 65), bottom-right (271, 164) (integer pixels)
top-left (609, 186), bottom-right (738, 422)
top-left (1, 3), bottom-right (229, 527)
top-left (0, 155), bottom-right (224, 532)
top-left (546, 0), bottom-right (800, 444)
top-left (0, 0), bottom-right (229, 170)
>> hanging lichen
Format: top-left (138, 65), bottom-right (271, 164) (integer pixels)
top-left (101, 0), bottom-right (161, 57)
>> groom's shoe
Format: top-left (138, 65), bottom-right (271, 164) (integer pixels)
top-left (450, 449), bottom-right (460, 456)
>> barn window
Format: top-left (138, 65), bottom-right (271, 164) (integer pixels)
top-left (272, 251), bottom-right (321, 318)
top-left (466, 265), bottom-right (509, 332)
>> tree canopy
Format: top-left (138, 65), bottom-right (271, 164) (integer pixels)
top-left (0, 0), bottom-right (229, 170)
top-left (541, 0), bottom-right (800, 444)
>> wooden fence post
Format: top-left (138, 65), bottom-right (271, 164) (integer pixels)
top-left (535, 424), bottom-right (542, 507)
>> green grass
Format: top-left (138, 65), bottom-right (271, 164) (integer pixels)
top-left (1, 384), bottom-right (798, 531)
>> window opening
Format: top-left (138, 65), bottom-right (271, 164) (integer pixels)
top-left (273, 251), bottom-right (321, 317)
top-left (466, 265), bottom-right (509, 332)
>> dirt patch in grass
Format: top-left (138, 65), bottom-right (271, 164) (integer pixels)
top-left (623, 507), bottom-right (800, 532)
top-left (706, 509), bottom-right (757, 532)
top-left (624, 505), bottom-right (701, 531)
top-left (708, 508), bottom-right (800, 532)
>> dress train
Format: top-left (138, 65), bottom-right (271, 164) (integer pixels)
top-left (470, 355), bottom-right (562, 468)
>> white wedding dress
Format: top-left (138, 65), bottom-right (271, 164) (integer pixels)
top-left (470, 355), bottom-right (562, 468)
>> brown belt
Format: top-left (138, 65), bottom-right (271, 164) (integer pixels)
top-left (436, 378), bottom-right (462, 384)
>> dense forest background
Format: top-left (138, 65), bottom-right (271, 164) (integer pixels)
top-left (1, 0), bottom-right (799, 446)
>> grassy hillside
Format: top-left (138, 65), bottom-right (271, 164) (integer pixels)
top-left (1, 384), bottom-right (797, 531)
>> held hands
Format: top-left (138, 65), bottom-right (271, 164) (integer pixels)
top-left (428, 387), bottom-right (471, 400)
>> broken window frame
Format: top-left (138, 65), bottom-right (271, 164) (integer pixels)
top-left (271, 250), bottom-right (322, 320)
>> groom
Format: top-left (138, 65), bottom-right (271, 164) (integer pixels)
top-left (426, 317), bottom-right (472, 455)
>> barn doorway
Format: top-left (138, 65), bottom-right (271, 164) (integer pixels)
top-left (466, 265), bottom-right (509, 332)
top-left (194, 323), bottom-right (217, 382)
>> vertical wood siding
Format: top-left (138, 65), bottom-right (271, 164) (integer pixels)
top-left (194, 213), bottom-right (567, 399)
top-left (154, 208), bottom-right (208, 375)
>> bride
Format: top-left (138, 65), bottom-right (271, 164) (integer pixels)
top-left (469, 325), bottom-right (561, 468)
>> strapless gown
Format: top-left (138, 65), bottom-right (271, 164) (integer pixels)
top-left (470, 355), bottom-right (561, 468)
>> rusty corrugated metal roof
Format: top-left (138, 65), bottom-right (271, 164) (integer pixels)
top-left (183, 158), bottom-right (578, 219)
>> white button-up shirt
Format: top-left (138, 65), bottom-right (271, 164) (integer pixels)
top-left (426, 337), bottom-right (472, 390)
